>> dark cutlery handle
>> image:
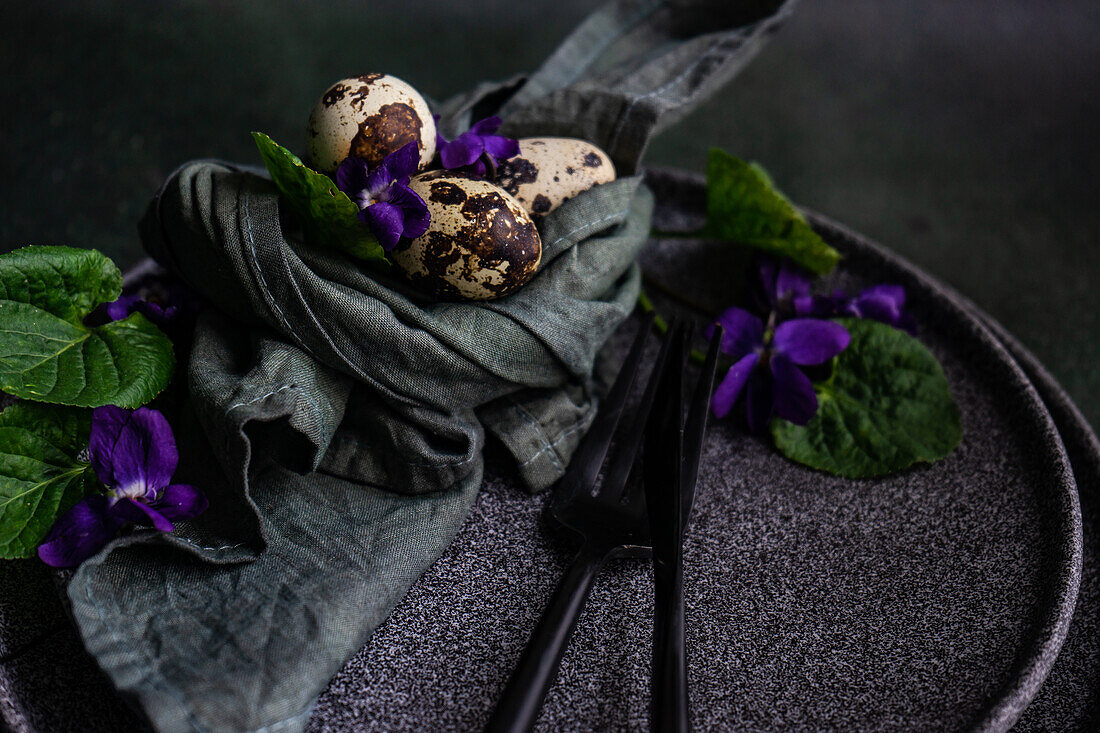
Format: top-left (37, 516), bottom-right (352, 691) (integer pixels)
top-left (485, 544), bottom-right (607, 733)
top-left (652, 552), bottom-right (690, 732)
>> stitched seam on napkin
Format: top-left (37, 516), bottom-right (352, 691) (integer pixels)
top-left (224, 384), bottom-right (331, 455)
top-left (544, 210), bottom-right (629, 251)
top-left (175, 540), bottom-right (247, 552)
top-left (243, 184), bottom-right (381, 391)
top-left (247, 704), bottom-right (313, 733)
top-left (226, 385), bottom-right (296, 413)
top-left (507, 397), bottom-right (566, 473)
top-left (519, 418), bottom-right (588, 468)
top-left (85, 581), bottom-right (208, 733)
top-left (243, 189), bottom-right (298, 343)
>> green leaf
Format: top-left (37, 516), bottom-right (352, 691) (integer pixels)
top-left (0, 246), bottom-right (175, 408)
top-left (0, 404), bottom-right (95, 559)
top-left (0, 402), bottom-right (91, 456)
top-left (252, 131), bottom-right (387, 262)
top-left (705, 149), bottom-right (841, 275)
top-left (771, 318), bottom-right (962, 478)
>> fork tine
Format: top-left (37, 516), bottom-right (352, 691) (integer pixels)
top-left (553, 311), bottom-right (656, 504)
top-left (604, 319), bottom-right (688, 504)
top-left (680, 324), bottom-right (722, 517)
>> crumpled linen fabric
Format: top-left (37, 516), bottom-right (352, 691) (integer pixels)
top-left (64, 1), bottom-right (796, 731)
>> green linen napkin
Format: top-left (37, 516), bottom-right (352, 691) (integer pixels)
top-left (65, 2), bottom-right (794, 731)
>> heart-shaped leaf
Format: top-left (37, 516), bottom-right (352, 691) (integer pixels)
top-left (0, 403), bottom-right (94, 559)
top-left (705, 149), bottom-right (841, 275)
top-left (0, 246), bottom-right (175, 408)
top-left (771, 318), bottom-right (962, 477)
top-left (252, 131), bottom-right (387, 262)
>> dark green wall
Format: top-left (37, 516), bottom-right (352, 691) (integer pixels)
top-left (2, 0), bottom-right (1097, 427)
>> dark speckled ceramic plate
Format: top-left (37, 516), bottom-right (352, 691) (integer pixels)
top-left (1, 169), bottom-right (1095, 732)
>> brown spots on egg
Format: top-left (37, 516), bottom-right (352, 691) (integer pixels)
top-left (306, 75), bottom-right (436, 173)
top-left (428, 180), bottom-right (467, 206)
top-left (495, 156), bottom-right (540, 197)
top-left (322, 83), bottom-right (351, 107)
top-left (393, 173), bottom-right (543, 300)
top-left (350, 102), bottom-right (423, 169)
top-left (490, 137), bottom-right (616, 219)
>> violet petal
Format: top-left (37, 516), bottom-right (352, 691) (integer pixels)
top-left (770, 353), bottom-right (819, 425)
top-left (382, 141), bottom-right (422, 180)
top-left (89, 405), bottom-right (131, 487)
top-left (773, 319), bottom-right (851, 366)
top-left (363, 202), bottom-right (405, 251)
top-left (153, 484), bottom-right (209, 522)
top-left (707, 307), bottom-right (764, 360)
top-left (712, 353), bottom-right (758, 419)
top-left (37, 496), bottom-right (121, 568)
top-left (854, 291), bottom-right (902, 324)
top-left (105, 294), bottom-right (142, 322)
top-left (335, 157), bottom-right (371, 199)
top-left (118, 407), bottom-right (179, 492)
top-left (745, 368), bottom-right (775, 434)
top-left (792, 294), bottom-right (817, 317)
top-left (109, 497), bottom-right (175, 532)
top-left (861, 284), bottom-right (906, 308)
top-left (482, 134), bottom-right (519, 161)
top-left (468, 116), bottom-right (503, 136)
top-left (387, 183), bottom-right (431, 239)
top-left (440, 132), bottom-right (484, 169)
top-left (775, 262), bottom-right (813, 301)
top-left (364, 162), bottom-right (395, 199)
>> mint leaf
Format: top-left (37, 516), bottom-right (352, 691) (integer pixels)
top-left (0, 246), bottom-right (175, 408)
top-left (771, 318), bottom-right (962, 477)
top-left (252, 131), bottom-right (387, 262)
top-left (0, 404), bottom-right (95, 559)
top-left (705, 149), bottom-right (841, 275)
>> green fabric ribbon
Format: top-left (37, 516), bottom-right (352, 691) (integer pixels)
top-left (65, 2), bottom-right (794, 731)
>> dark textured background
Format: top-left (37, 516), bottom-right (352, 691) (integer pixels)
top-left (1, 0), bottom-right (1097, 430)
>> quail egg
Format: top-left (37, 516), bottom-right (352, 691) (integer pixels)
top-left (493, 137), bottom-right (615, 218)
top-left (306, 74), bottom-right (435, 174)
top-left (391, 172), bottom-right (542, 300)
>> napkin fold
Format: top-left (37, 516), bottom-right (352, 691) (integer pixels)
top-left (64, 2), bottom-right (794, 730)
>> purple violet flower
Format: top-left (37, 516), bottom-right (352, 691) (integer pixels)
top-left (336, 141), bottom-right (431, 251)
top-left (795, 284), bottom-right (917, 334)
top-left (37, 405), bottom-right (208, 568)
top-left (756, 257), bottom-right (814, 315)
top-left (87, 273), bottom-right (202, 331)
top-left (435, 116), bottom-right (520, 178)
top-left (707, 307), bottom-right (850, 433)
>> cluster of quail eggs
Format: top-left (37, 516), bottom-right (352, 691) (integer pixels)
top-left (306, 74), bottom-right (616, 301)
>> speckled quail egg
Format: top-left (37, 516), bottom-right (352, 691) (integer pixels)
top-left (391, 171), bottom-right (542, 301)
top-left (493, 137), bottom-right (616, 218)
top-left (306, 74), bottom-right (436, 174)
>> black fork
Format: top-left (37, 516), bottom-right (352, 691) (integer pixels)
top-left (486, 312), bottom-right (673, 733)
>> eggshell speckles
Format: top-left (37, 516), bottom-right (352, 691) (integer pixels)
top-left (306, 74), bottom-right (435, 174)
top-left (392, 172), bottom-right (542, 301)
top-left (493, 137), bottom-right (616, 218)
